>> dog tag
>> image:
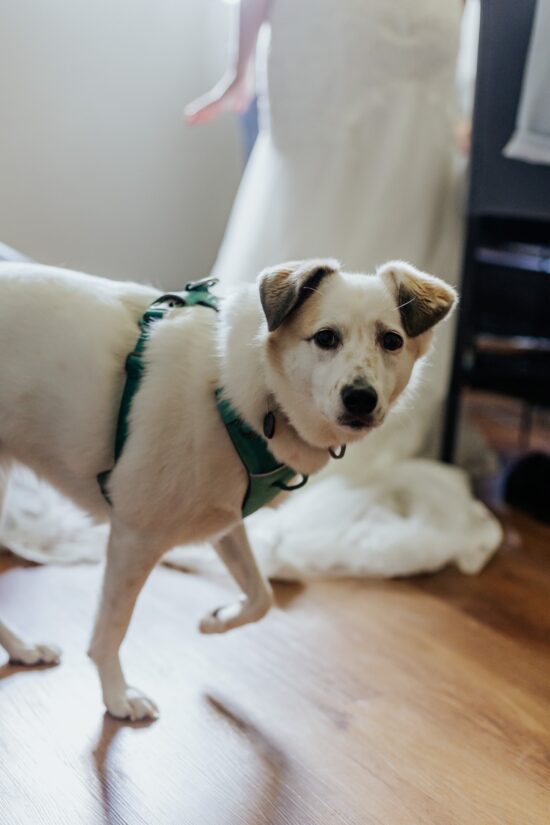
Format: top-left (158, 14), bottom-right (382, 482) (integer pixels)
top-left (263, 412), bottom-right (276, 440)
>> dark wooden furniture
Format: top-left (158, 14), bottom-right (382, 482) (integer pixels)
top-left (442, 0), bottom-right (550, 461)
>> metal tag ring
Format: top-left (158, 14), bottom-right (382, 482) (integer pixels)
top-left (329, 445), bottom-right (346, 460)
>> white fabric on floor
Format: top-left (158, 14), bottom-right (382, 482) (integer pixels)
top-left (504, 0), bottom-right (550, 166)
top-left (1, 451), bottom-right (501, 580)
top-left (1, 467), bottom-right (107, 565)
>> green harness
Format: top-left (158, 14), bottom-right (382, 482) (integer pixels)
top-left (98, 278), bottom-right (308, 518)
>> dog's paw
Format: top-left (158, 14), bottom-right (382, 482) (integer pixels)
top-left (106, 687), bottom-right (159, 722)
top-left (9, 643), bottom-right (62, 666)
top-left (199, 596), bottom-right (271, 634)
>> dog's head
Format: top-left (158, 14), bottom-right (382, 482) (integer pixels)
top-left (259, 259), bottom-right (457, 447)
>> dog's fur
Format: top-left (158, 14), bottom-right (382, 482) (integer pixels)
top-left (0, 259), bottom-right (456, 719)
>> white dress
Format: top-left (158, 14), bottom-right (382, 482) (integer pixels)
top-left (214, 0), bottom-right (464, 467)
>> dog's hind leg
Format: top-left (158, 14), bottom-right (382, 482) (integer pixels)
top-left (88, 517), bottom-right (162, 721)
top-left (200, 521), bottom-right (273, 634)
top-left (0, 455), bottom-right (10, 529)
top-left (0, 459), bottom-right (61, 665)
top-left (0, 619), bottom-right (61, 665)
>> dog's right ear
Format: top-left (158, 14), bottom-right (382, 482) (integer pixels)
top-left (258, 259), bottom-right (339, 332)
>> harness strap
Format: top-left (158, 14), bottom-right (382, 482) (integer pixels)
top-left (98, 278), bottom-right (308, 517)
top-left (98, 279), bottom-right (219, 502)
top-left (216, 392), bottom-right (308, 518)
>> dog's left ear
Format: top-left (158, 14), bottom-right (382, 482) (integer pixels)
top-left (258, 259), bottom-right (340, 332)
top-left (378, 260), bottom-right (458, 337)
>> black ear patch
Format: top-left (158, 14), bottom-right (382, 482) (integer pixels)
top-left (397, 283), bottom-right (453, 337)
top-left (259, 260), bottom-right (339, 332)
top-left (262, 281), bottom-right (296, 333)
top-left (290, 265), bottom-right (334, 316)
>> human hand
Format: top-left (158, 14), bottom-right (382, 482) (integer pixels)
top-left (456, 117), bottom-right (472, 155)
top-left (184, 68), bottom-right (255, 126)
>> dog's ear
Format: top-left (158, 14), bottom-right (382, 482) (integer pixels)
top-left (378, 260), bottom-right (458, 337)
top-left (258, 259), bottom-right (340, 332)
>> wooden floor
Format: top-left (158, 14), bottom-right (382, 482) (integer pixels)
top-left (1, 395), bottom-right (549, 825)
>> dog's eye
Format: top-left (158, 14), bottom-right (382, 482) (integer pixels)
top-left (313, 328), bottom-right (340, 350)
top-left (382, 331), bottom-right (404, 351)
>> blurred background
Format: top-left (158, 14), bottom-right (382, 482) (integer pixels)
top-left (0, 0), bottom-right (242, 285)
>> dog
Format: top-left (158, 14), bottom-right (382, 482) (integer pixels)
top-left (0, 258), bottom-right (457, 719)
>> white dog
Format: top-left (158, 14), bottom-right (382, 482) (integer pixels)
top-left (0, 258), bottom-right (456, 719)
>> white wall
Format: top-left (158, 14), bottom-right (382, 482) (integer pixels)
top-left (0, 0), bottom-right (242, 289)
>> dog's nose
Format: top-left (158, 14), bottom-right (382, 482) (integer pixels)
top-left (341, 385), bottom-right (378, 417)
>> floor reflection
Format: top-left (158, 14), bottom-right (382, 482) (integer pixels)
top-left (205, 692), bottom-right (299, 825)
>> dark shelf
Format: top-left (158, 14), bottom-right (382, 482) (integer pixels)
top-left (476, 246), bottom-right (550, 274)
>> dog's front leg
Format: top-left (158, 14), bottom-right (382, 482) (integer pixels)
top-left (200, 521), bottom-right (273, 634)
top-left (88, 517), bottom-right (163, 721)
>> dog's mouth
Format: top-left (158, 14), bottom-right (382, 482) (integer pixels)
top-left (337, 414), bottom-right (377, 431)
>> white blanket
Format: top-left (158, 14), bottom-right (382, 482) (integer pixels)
top-left (504, 0), bottom-right (550, 165)
top-left (1, 461), bottom-right (502, 580)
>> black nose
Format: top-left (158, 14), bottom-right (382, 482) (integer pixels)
top-left (341, 385), bottom-right (378, 417)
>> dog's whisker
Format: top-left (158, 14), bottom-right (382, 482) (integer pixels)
top-left (394, 297), bottom-right (416, 311)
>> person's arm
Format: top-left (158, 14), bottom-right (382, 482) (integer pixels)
top-left (185, 0), bottom-right (270, 126)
